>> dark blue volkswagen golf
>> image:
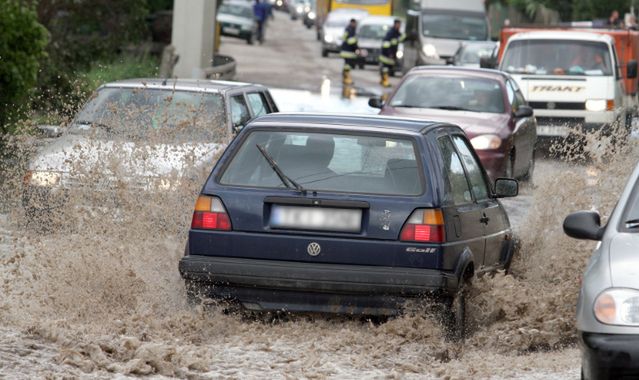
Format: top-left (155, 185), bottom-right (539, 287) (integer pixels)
top-left (179, 113), bottom-right (518, 333)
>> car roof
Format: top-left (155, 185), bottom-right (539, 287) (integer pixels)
top-left (221, 0), bottom-right (252, 7)
top-left (407, 66), bottom-right (509, 81)
top-left (328, 9), bottom-right (368, 19)
top-left (509, 30), bottom-right (613, 44)
top-left (358, 16), bottom-right (397, 25)
top-left (247, 113), bottom-right (462, 135)
top-left (100, 78), bottom-right (265, 94)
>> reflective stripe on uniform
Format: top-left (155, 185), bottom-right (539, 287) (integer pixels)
top-left (399, 33), bottom-right (406, 42)
top-left (382, 41), bottom-right (391, 48)
top-left (391, 38), bottom-right (398, 45)
top-left (378, 55), bottom-right (395, 65)
top-left (346, 37), bottom-right (357, 45)
top-left (340, 51), bottom-right (358, 59)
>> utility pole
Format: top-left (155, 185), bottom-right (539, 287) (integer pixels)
top-left (171, 0), bottom-right (217, 79)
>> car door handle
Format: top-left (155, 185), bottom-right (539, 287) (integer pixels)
top-left (480, 214), bottom-right (490, 224)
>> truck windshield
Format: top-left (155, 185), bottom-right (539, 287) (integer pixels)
top-left (421, 10), bottom-right (487, 41)
top-left (502, 39), bottom-right (613, 76)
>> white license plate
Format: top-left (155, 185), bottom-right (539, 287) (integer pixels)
top-left (537, 125), bottom-right (569, 137)
top-left (270, 205), bottom-right (362, 232)
top-left (224, 27), bottom-right (240, 35)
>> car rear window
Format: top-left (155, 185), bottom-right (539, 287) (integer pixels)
top-left (219, 130), bottom-right (424, 196)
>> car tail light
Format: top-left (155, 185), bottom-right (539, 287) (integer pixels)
top-left (399, 209), bottom-right (445, 243)
top-left (191, 195), bottom-right (232, 231)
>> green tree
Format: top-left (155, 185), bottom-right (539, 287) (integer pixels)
top-left (0, 0), bottom-right (48, 132)
top-left (33, 0), bottom-right (150, 115)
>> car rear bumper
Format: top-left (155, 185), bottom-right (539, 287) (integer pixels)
top-left (580, 331), bottom-right (639, 379)
top-left (179, 255), bottom-right (459, 315)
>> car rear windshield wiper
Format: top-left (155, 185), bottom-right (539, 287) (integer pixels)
top-left (256, 144), bottom-right (306, 194)
top-left (431, 106), bottom-right (477, 112)
top-left (625, 218), bottom-right (639, 229)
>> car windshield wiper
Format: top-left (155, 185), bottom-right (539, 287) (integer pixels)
top-left (431, 106), bottom-right (477, 112)
top-left (75, 120), bottom-right (114, 132)
top-left (625, 218), bottom-right (639, 229)
top-left (256, 144), bottom-right (306, 194)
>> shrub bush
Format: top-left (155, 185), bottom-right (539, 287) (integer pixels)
top-left (0, 0), bottom-right (48, 132)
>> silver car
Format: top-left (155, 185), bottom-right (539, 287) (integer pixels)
top-left (564, 163), bottom-right (639, 379)
top-left (22, 79), bottom-right (278, 223)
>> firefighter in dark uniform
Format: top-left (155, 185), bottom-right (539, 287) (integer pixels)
top-left (379, 19), bottom-right (405, 87)
top-left (339, 18), bottom-right (359, 86)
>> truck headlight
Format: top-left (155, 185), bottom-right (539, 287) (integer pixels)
top-left (585, 99), bottom-right (614, 112)
top-left (308, 11), bottom-right (316, 19)
top-left (324, 34), bottom-right (333, 43)
top-left (26, 171), bottom-right (62, 187)
top-left (594, 288), bottom-right (639, 326)
top-left (422, 44), bottom-right (438, 59)
top-left (470, 134), bottom-right (501, 150)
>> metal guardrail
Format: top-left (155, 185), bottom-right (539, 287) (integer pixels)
top-left (204, 54), bottom-right (237, 80)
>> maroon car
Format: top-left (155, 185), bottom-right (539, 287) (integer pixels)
top-left (369, 67), bottom-right (537, 181)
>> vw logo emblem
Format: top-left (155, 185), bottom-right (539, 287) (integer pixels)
top-left (307, 242), bottom-right (321, 256)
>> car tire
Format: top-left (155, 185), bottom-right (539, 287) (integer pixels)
top-left (520, 150), bottom-right (535, 183)
top-left (358, 63), bottom-right (365, 69)
top-left (321, 49), bottom-right (328, 58)
top-left (502, 236), bottom-right (520, 274)
top-left (505, 151), bottom-right (515, 179)
top-left (246, 35), bottom-right (253, 45)
top-left (446, 282), bottom-right (468, 341)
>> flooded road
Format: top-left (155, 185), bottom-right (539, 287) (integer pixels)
top-left (0, 145), bottom-right (605, 379)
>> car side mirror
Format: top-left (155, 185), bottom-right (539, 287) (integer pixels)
top-left (563, 211), bottom-right (604, 241)
top-left (627, 60), bottom-right (638, 79)
top-left (514, 105), bottom-right (534, 118)
top-left (494, 178), bottom-right (518, 197)
top-left (479, 56), bottom-right (496, 69)
top-left (368, 97), bottom-right (383, 109)
top-left (232, 123), bottom-right (244, 134)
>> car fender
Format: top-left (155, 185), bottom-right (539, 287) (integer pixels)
top-left (453, 248), bottom-right (475, 283)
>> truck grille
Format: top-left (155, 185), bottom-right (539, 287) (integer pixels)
top-left (529, 102), bottom-right (585, 110)
top-left (536, 117), bottom-right (585, 126)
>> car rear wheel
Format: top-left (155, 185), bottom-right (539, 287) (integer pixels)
top-left (446, 282), bottom-right (468, 341)
top-left (246, 34), bottom-right (253, 45)
top-left (321, 49), bottom-right (328, 57)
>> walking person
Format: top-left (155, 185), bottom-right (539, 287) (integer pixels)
top-left (339, 18), bottom-right (359, 86)
top-left (253, 0), bottom-right (268, 44)
top-left (379, 19), bottom-right (405, 87)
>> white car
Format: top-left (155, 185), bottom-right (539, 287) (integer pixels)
top-left (320, 9), bottom-right (367, 57)
top-left (22, 79), bottom-right (278, 224)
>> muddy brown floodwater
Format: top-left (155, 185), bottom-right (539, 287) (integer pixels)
top-left (0, 123), bottom-right (636, 379)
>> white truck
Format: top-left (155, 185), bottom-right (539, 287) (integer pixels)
top-left (497, 28), bottom-right (639, 137)
top-left (402, 0), bottom-right (489, 70)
